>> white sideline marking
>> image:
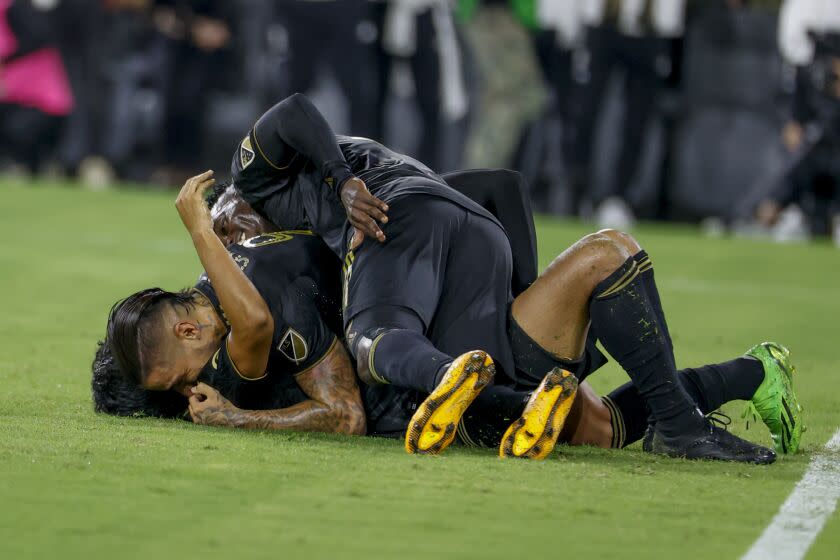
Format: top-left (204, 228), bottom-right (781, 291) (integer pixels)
top-left (742, 428), bottom-right (840, 560)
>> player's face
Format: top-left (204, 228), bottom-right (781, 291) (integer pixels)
top-left (140, 316), bottom-right (221, 397)
top-left (142, 355), bottom-right (205, 397)
top-left (211, 186), bottom-right (272, 246)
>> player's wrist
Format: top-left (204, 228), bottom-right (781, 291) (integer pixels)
top-left (190, 225), bottom-right (218, 246)
top-left (323, 160), bottom-right (353, 190)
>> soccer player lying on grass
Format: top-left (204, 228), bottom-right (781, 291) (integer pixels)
top-left (97, 175), bottom-right (801, 461)
top-left (221, 94), bottom-right (800, 462)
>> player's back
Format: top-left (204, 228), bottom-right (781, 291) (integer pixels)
top-left (194, 231), bottom-right (343, 395)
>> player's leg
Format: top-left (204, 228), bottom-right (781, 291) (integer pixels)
top-left (344, 196), bottom-right (501, 455)
top-left (577, 231), bottom-right (802, 453)
top-left (405, 206), bottom-right (520, 455)
top-left (510, 230), bottom-right (776, 463)
top-left (604, 357), bottom-right (765, 448)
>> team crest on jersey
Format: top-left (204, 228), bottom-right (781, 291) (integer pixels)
top-left (240, 135), bottom-right (255, 169)
top-left (278, 328), bottom-right (308, 364)
top-left (232, 253), bottom-right (250, 271)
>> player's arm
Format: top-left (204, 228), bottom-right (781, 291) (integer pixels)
top-left (252, 93), bottom-right (389, 241)
top-left (176, 171), bottom-right (273, 379)
top-left (188, 341), bottom-right (366, 435)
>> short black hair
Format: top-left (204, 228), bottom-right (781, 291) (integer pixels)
top-left (106, 288), bottom-right (196, 385)
top-left (91, 339), bottom-right (188, 418)
top-left (206, 179), bottom-right (232, 209)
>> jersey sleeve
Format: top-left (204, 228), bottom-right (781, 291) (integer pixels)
top-left (200, 336), bottom-right (266, 384)
top-left (232, 94), bottom-right (354, 209)
top-left (276, 277), bottom-right (340, 375)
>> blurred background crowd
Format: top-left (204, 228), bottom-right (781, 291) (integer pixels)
top-left (2, 0), bottom-right (840, 244)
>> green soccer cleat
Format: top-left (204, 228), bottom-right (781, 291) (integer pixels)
top-left (744, 342), bottom-right (804, 454)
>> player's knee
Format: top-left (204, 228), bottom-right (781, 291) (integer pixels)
top-left (345, 325), bottom-right (386, 386)
top-left (578, 232), bottom-right (630, 273)
top-left (595, 228), bottom-right (642, 254)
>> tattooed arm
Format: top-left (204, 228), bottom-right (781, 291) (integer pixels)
top-left (188, 340), bottom-right (366, 435)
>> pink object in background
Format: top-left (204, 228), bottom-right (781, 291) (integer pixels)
top-left (0, 0), bottom-right (15, 58)
top-left (0, 0), bottom-right (74, 116)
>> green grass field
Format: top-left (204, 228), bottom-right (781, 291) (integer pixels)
top-left (1, 180), bottom-right (839, 559)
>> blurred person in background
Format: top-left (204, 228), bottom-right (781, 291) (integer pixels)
top-left (265, 0), bottom-right (378, 139)
top-left (508, 0), bottom-right (589, 215)
top-left (461, 1), bottom-right (545, 174)
top-left (754, 0), bottom-right (840, 244)
top-left (669, 0), bottom-right (783, 226)
top-left (570, 0), bottom-right (686, 228)
top-left (88, 0), bottom-right (168, 185)
top-left (372, 0), bottom-right (473, 172)
top-left (153, 0), bottom-right (237, 184)
top-left (0, 0), bottom-right (73, 174)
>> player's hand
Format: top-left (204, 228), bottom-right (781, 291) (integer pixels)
top-left (188, 382), bottom-right (236, 426)
top-left (339, 177), bottom-right (388, 243)
top-left (176, 170), bottom-right (216, 235)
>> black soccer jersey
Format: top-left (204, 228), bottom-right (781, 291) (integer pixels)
top-left (230, 95), bottom-right (500, 256)
top-left (194, 231), bottom-right (343, 386)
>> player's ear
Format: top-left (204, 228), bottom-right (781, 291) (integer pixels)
top-left (174, 321), bottom-right (199, 340)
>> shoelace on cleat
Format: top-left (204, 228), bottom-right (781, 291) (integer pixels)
top-left (707, 410), bottom-right (732, 431)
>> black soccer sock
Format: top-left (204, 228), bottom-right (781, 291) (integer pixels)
top-left (633, 250), bottom-right (674, 361)
top-left (459, 384), bottom-right (530, 447)
top-left (370, 329), bottom-right (452, 393)
top-left (678, 357), bottom-right (766, 412)
top-left (605, 357), bottom-right (767, 447)
top-left (589, 257), bottom-right (703, 438)
top-left (348, 305), bottom-right (453, 394)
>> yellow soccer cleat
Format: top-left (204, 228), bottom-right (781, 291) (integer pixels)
top-left (500, 368), bottom-right (578, 460)
top-left (405, 350), bottom-right (495, 455)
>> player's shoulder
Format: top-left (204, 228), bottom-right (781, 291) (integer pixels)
top-left (229, 230), bottom-right (333, 279)
top-left (230, 230), bottom-right (322, 256)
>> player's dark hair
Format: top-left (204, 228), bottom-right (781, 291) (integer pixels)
top-left (206, 179), bottom-right (232, 209)
top-left (91, 339), bottom-right (188, 418)
top-left (106, 287), bottom-right (196, 385)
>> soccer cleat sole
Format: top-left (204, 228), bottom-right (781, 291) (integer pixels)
top-left (763, 342), bottom-right (804, 454)
top-left (405, 351), bottom-right (495, 455)
top-left (500, 368), bottom-right (578, 460)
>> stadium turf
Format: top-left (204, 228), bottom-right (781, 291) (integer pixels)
top-left (1, 180), bottom-right (839, 559)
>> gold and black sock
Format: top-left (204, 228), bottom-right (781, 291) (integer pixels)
top-left (633, 250), bottom-right (674, 364)
top-left (601, 395), bottom-right (629, 449)
top-left (589, 256), bottom-right (703, 438)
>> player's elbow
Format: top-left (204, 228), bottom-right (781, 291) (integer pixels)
top-left (251, 311), bottom-right (273, 335)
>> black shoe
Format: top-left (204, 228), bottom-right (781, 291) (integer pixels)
top-left (643, 422), bottom-right (777, 465)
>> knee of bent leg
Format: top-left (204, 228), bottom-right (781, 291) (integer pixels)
top-left (345, 324), bottom-right (385, 386)
top-left (595, 228), bottom-right (642, 254)
top-left (579, 231), bottom-right (630, 270)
